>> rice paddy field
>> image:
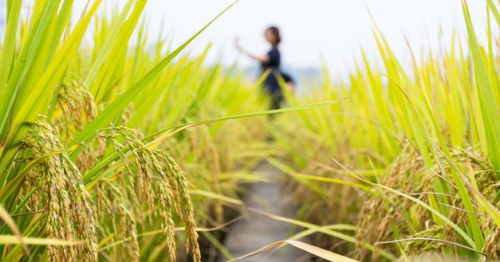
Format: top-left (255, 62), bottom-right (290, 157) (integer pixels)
top-left (1, 0), bottom-right (500, 261)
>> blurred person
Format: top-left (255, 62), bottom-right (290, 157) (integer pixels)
top-left (236, 26), bottom-right (294, 109)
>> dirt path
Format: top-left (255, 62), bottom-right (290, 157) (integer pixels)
top-left (220, 161), bottom-right (310, 262)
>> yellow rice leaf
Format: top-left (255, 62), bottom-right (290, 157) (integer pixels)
top-left (286, 240), bottom-right (359, 262)
top-left (227, 240), bottom-right (359, 262)
top-left (0, 235), bottom-right (79, 246)
top-left (187, 189), bottom-right (243, 205)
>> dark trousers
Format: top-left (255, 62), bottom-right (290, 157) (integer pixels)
top-left (269, 92), bottom-right (284, 110)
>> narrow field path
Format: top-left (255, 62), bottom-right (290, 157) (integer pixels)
top-left (220, 160), bottom-right (310, 262)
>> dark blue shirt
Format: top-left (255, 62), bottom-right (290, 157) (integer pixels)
top-left (263, 48), bottom-right (280, 69)
top-left (261, 48), bottom-right (281, 96)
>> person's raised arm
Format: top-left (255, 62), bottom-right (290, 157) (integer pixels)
top-left (235, 38), bottom-right (269, 63)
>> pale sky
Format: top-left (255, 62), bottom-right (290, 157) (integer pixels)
top-left (83, 0), bottom-right (489, 76)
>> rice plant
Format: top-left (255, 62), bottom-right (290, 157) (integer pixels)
top-left (0, 1), bottom-right (269, 261)
top-left (273, 1), bottom-right (500, 261)
top-left (2, 0), bottom-right (500, 262)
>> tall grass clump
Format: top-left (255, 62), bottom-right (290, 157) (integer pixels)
top-left (0, 1), bottom-right (271, 261)
top-left (272, 1), bottom-right (500, 261)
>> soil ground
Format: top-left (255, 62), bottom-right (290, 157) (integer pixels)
top-left (220, 161), bottom-right (311, 262)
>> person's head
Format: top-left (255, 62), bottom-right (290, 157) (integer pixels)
top-left (265, 26), bottom-right (281, 47)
